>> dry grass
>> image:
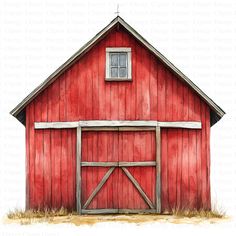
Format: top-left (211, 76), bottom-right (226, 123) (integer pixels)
top-left (5, 207), bottom-right (228, 226)
top-left (7, 207), bottom-right (75, 220)
top-left (171, 206), bottom-right (226, 219)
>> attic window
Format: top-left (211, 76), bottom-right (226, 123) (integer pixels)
top-left (106, 48), bottom-right (131, 81)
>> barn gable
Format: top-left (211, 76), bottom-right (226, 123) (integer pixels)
top-left (10, 16), bottom-right (225, 126)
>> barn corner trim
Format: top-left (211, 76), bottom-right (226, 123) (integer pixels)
top-left (10, 16), bottom-right (225, 126)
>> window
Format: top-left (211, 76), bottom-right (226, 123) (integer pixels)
top-left (106, 48), bottom-right (131, 81)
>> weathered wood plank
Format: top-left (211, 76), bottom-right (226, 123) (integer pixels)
top-left (35, 122), bottom-right (79, 129)
top-left (76, 127), bottom-right (82, 214)
top-left (79, 120), bottom-right (157, 127)
top-left (121, 167), bottom-right (155, 209)
top-left (35, 120), bottom-right (201, 130)
top-left (82, 209), bottom-right (119, 214)
top-left (158, 121), bottom-right (201, 129)
top-left (81, 162), bottom-right (118, 167)
top-left (82, 120), bottom-right (199, 129)
top-left (81, 208), bottom-right (157, 214)
top-left (119, 161), bottom-right (156, 167)
top-left (83, 167), bottom-right (115, 209)
top-left (83, 127), bottom-right (155, 131)
top-left (82, 127), bottom-right (119, 131)
top-left (118, 209), bottom-right (156, 214)
top-left (106, 47), bottom-right (131, 52)
top-left (105, 78), bottom-right (132, 82)
top-left (156, 126), bottom-right (161, 213)
top-left (81, 161), bottom-right (156, 167)
top-left (118, 127), bottom-right (156, 131)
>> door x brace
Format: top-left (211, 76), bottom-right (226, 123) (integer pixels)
top-left (82, 166), bottom-right (155, 210)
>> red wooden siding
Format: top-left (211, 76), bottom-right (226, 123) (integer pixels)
top-left (26, 25), bottom-right (211, 211)
top-left (26, 105), bottom-right (77, 210)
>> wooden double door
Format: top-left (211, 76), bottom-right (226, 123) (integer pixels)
top-left (81, 130), bottom-right (157, 214)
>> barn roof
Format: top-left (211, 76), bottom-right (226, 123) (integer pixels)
top-left (10, 16), bottom-right (225, 126)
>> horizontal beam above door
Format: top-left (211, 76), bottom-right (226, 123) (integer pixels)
top-left (79, 120), bottom-right (158, 127)
top-left (35, 120), bottom-right (201, 129)
top-left (82, 127), bottom-right (156, 131)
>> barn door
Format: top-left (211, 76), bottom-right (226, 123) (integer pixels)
top-left (81, 130), bottom-right (157, 214)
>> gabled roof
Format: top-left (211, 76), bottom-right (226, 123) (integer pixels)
top-left (10, 16), bottom-right (225, 126)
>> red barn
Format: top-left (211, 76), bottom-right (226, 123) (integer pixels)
top-left (11, 17), bottom-right (225, 214)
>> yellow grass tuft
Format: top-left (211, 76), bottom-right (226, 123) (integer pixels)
top-left (171, 205), bottom-right (226, 219)
top-left (7, 207), bottom-right (74, 220)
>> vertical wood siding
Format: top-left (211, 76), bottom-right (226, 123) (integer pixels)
top-left (26, 25), bottom-right (211, 211)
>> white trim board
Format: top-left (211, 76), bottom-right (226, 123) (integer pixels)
top-left (34, 120), bottom-right (201, 129)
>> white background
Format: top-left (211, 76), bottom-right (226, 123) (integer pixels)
top-left (0, 0), bottom-right (236, 235)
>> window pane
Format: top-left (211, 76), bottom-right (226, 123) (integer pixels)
top-left (119, 67), bottom-right (127, 77)
top-left (111, 67), bottom-right (118, 77)
top-left (110, 54), bottom-right (118, 66)
top-left (119, 53), bottom-right (127, 67)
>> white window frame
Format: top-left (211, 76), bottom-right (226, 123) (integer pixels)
top-left (105, 47), bottom-right (132, 81)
